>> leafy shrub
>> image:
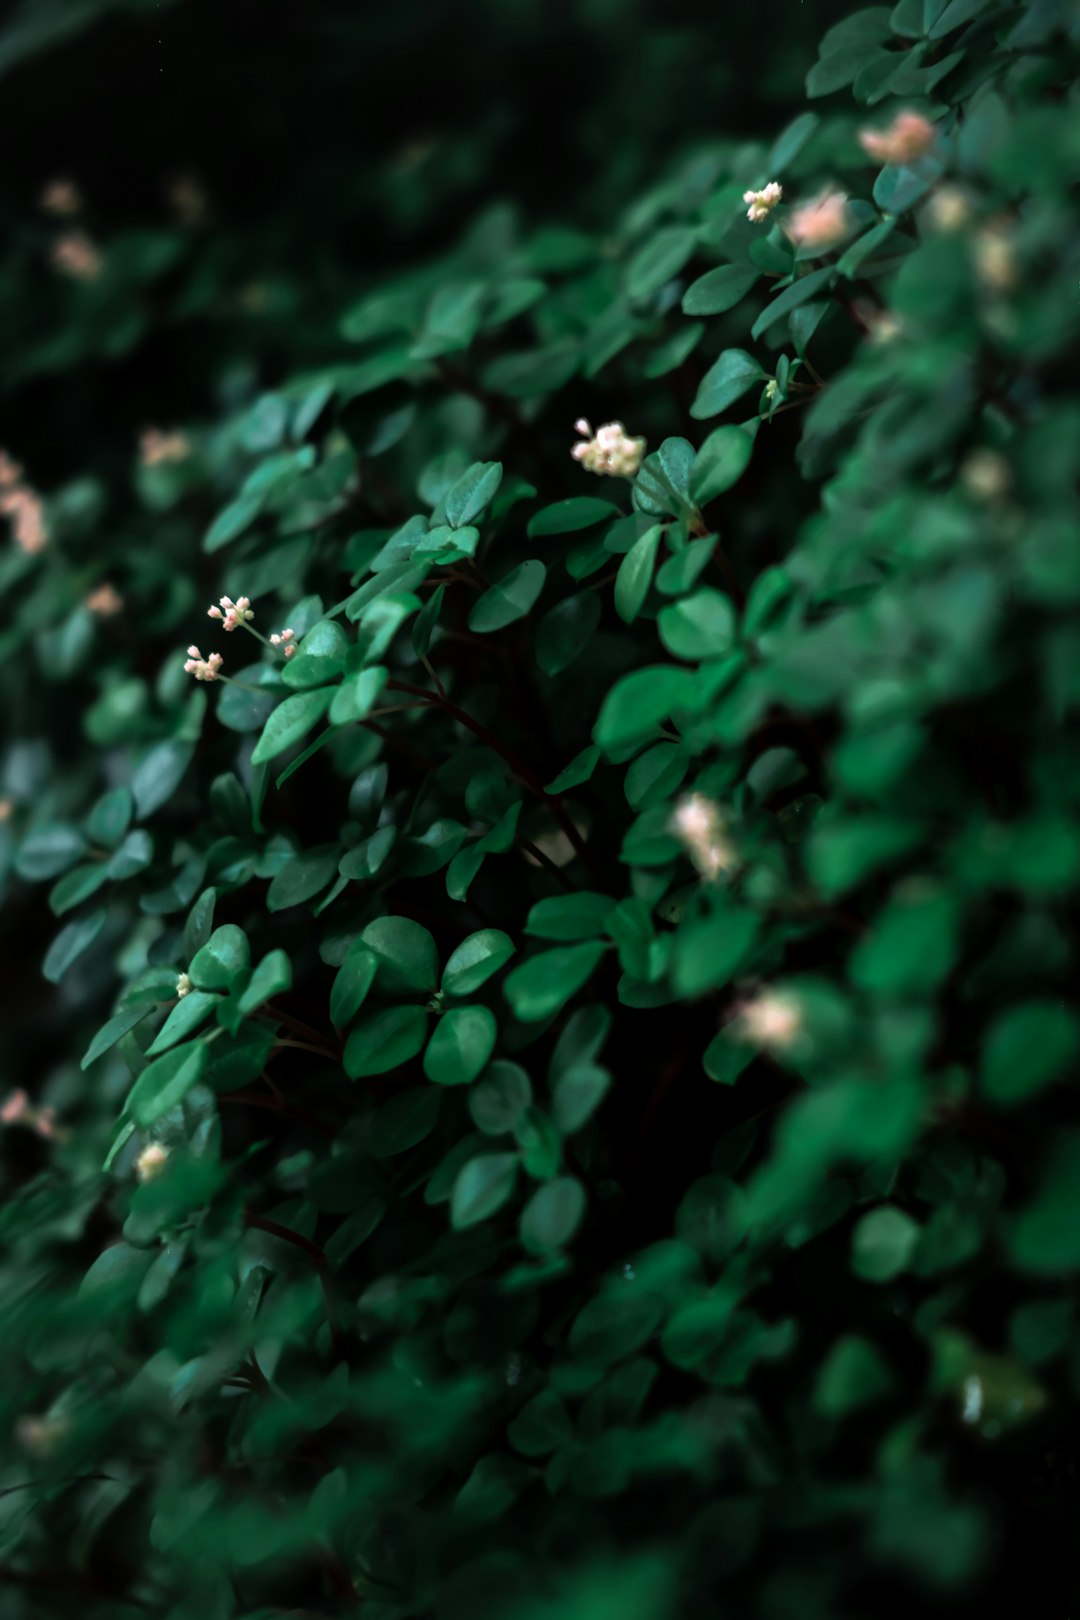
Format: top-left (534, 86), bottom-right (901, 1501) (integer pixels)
top-left (2, 0), bottom-right (1080, 1615)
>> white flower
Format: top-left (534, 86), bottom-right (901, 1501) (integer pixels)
top-left (176, 972), bottom-right (192, 998)
top-left (571, 419), bottom-right (646, 479)
top-left (735, 990), bottom-right (803, 1051)
top-left (50, 231), bottom-right (103, 281)
top-left (183, 646), bottom-right (223, 681)
top-left (270, 627), bottom-right (296, 658)
top-left (744, 181), bottom-right (782, 223)
top-left (925, 185), bottom-right (971, 233)
top-left (136, 1143), bottom-right (170, 1183)
top-left (671, 792), bottom-right (738, 882)
top-left (962, 449), bottom-right (1010, 501)
top-left (208, 595), bottom-right (253, 632)
top-left (40, 178), bottom-right (82, 216)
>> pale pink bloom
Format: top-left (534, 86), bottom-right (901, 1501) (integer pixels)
top-left (1, 1089), bottom-right (30, 1124)
top-left (136, 1142), bottom-right (170, 1182)
top-left (786, 191), bottom-right (851, 252)
top-left (0, 482), bottom-right (47, 555)
top-left (0, 451), bottom-right (23, 488)
top-left (671, 792), bottom-right (738, 882)
top-left (736, 990), bottom-right (803, 1050)
top-left (270, 628), bottom-right (296, 658)
top-left (571, 419), bottom-right (646, 478)
top-left (183, 646), bottom-right (223, 681)
top-left (50, 231), bottom-right (103, 281)
top-left (744, 181), bottom-right (782, 223)
top-left (858, 111), bottom-right (935, 166)
top-left (139, 427), bottom-right (191, 467)
top-left (87, 582), bottom-right (124, 617)
top-left (40, 178), bottom-right (82, 216)
top-left (0, 799), bottom-right (12, 823)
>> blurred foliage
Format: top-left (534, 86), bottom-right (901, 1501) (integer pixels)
top-left (2, 0), bottom-right (1080, 1616)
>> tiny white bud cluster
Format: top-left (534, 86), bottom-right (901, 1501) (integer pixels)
top-left (744, 181), bottom-right (782, 223)
top-left (208, 595), bottom-right (254, 632)
top-left (50, 230), bottom-right (103, 281)
top-left (571, 419), bottom-right (646, 479)
top-left (671, 792), bottom-right (738, 882)
top-left (183, 645), bottom-right (223, 681)
top-left (87, 582), bottom-right (123, 616)
top-left (270, 627), bottom-right (296, 658)
top-left (140, 427), bottom-right (191, 467)
top-left (136, 1142), bottom-right (170, 1183)
top-left (40, 178), bottom-right (82, 216)
top-left (0, 452), bottom-right (47, 555)
top-left (1, 1089), bottom-right (61, 1139)
top-left (176, 972), bottom-right (192, 998)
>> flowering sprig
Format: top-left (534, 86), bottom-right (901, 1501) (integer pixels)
top-left (270, 627), bottom-right (296, 658)
top-left (858, 111), bottom-right (935, 166)
top-left (208, 594), bottom-right (254, 632)
top-left (785, 190), bottom-right (851, 252)
top-left (136, 1142), bottom-right (170, 1182)
top-left (571, 419), bottom-right (646, 479)
top-left (732, 989), bottom-right (804, 1052)
top-left (0, 451), bottom-right (47, 555)
top-left (744, 181), bottom-right (782, 223)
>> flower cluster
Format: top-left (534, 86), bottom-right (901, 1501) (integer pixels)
top-left (671, 792), bottom-right (738, 882)
top-left (208, 594), bottom-right (254, 631)
top-left (733, 989), bottom-right (804, 1052)
top-left (571, 419), bottom-right (646, 478)
top-left (50, 230), bottom-right (103, 281)
top-left (40, 177), bottom-right (82, 216)
top-left (183, 646), bottom-right (223, 682)
top-left (140, 426), bottom-right (191, 467)
top-left (87, 582), bottom-right (124, 617)
top-left (136, 1142), bottom-right (170, 1183)
top-left (744, 181), bottom-right (782, 223)
top-left (1, 1089), bottom-right (60, 1140)
top-left (176, 972), bottom-right (193, 998)
top-left (785, 190), bottom-right (850, 251)
top-left (0, 451), bottom-right (47, 555)
top-left (858, 111), bottom-right (936, 166)
top-left (270, 627), bottom-right (297, 657)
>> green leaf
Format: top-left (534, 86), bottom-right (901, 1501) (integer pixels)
top-left (237, 950), bottom-right (292, 1016)
top-left (361, 915), bottom-right (439, 994)
top-left (146, 990), bottom-right (218, 1055)
top-left (981, 1002), bottom-right (1080, 1107)
top-left (329, 665), bottom-right (388, 726)
top-left (86, 787), bottom-right (133, 850)
top-left (330, 942), bottom-right (378, 1027)
top-left (344, 1005), bottom-right (429, 1077)
top-left (125, 1041), bottom-right (209, 1128)
top-left (424, 1004), bottom-right (497, 1086)
top-left (535, 591), bottom-right (601, 676)
top-left (614, 523), bottom-right (663, 625)
top-left (553, 1064), bottom-right (611, 1133)
top-left (546, 745), bottom-right (601, 794)
top-left (767, 109), bottom-right (820, 172)
top-left (132, 740), bottom-right (194, 820)
top-left (189, 924), bottom-right (250, 991)
top-left (16, 823), bottom-right (87, 880)
top-left (49, 862), bottom-right (110, 915)
top-left (752, 266), bottom-right (835, 340)
top-left (507, 1389), bottom-right (574, 1455)
top-left (520, 1176), bottom-right (586, 1252)
top-left (658, 588), bottom-right (737, 662)
top-left (503, 941), bottom-right (608, 1022)
top-left (851, 1205), bottom-right (920, 1281)
top-left (412, 583), bottom-right (445, 659)
top-left (813, 1336), bottom-right (894, 1417)
top-left (183, 888), bottom-right (217, 959)
top-left (469, 1060), bottom-right (533, 1135)
top-left (250, 688), bottom-right (334, 765)
top-left (528, 498), bottom-right (619, 538)
top-left (106, 829), bottom-right (153, 880)
top-left (682, 264), bottom-right (759, 316)
top-left (690, 349), bottom-right (767, 419)
top-left (626, 226), bottom-right (698, 300)
top-left (43, 910), bottom-right (106, 983)
top-left (594, 665), bottom-right (696, 752)
top-left (81, 1003), bottom-right (156, 1070)
top-left (672, 907), bottom-right (761, 997)
top-left (450, 1152), bottom-right (519, 1228)
top-left (370, 1088), bottom-right (442, 1157)
top-left (690, 426), bottom-right (755, 504)
top-left (442, 930), bottom-right (516, 997)
top-left (443, 460), bottom-right (503, 527)
top-left (468, 561), bottom-right (546, 633)
top-left (266, 845), bottom-right (339, 911)
top-left (525, 892), bottom-right (615, 942)
top-left (203, 491), bottom-right (262, 553)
